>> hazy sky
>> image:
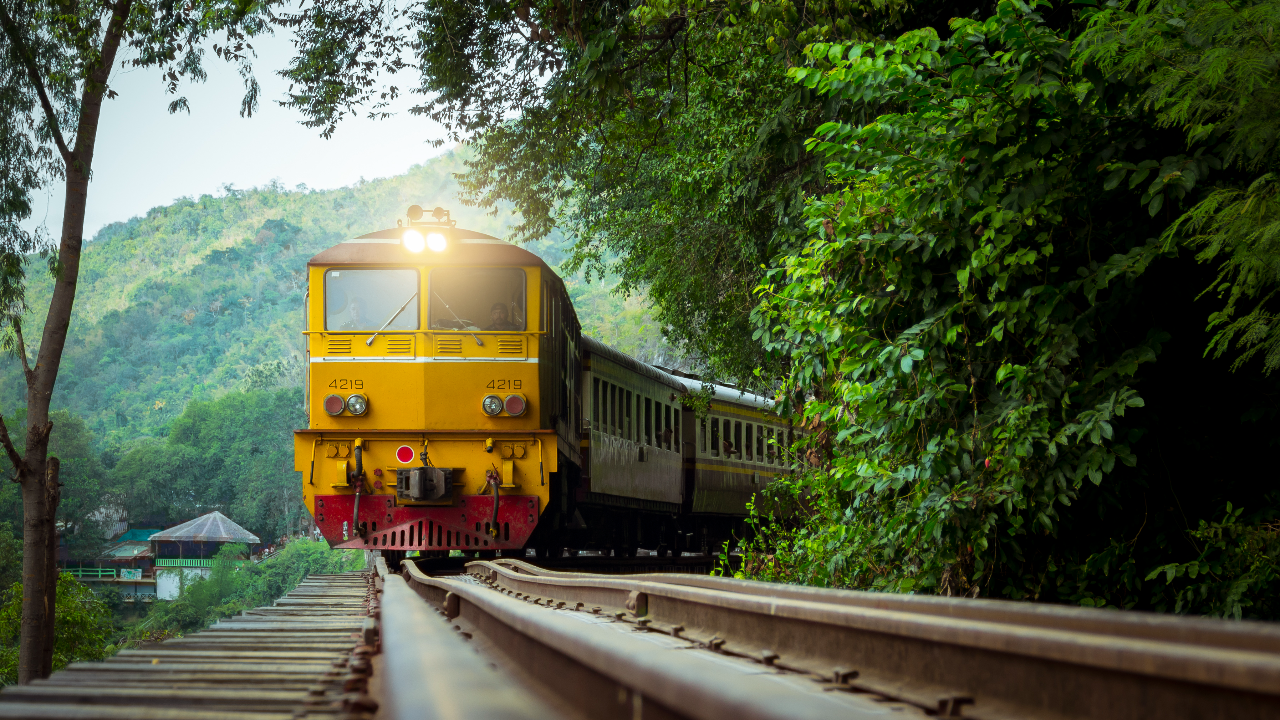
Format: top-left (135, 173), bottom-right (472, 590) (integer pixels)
top-left (28, 27), bottom-right (451, 240)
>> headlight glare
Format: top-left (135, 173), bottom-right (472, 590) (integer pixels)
top-left (345, 394), bottom-right (369, 416)
top-left (402, 229), bottom-right (425, 252)
top-left (426, 232), bottom-right (447, 252)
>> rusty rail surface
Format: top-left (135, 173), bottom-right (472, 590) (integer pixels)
top-left (375, 555), bottom-right (1280, 720)
top-left (379, 555), bottom-right (913, 720)
top-left (0, 572), bottom-right (377, 719)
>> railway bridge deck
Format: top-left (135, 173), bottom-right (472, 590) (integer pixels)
top-left (3, 557), bottom-right (1279, 720)
top-left (0, 572), bottom-right (375, 719)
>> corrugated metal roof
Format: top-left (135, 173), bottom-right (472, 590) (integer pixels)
top-left (149, 511), bottom-right (260, 544)
top-left (103, 542), bottom-right (153, 559)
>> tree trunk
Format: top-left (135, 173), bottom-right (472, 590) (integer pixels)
top-left (41, 458), bottom-right (60, 677)
top-left (16, 448), bottom-right (52, 685)
top-left (14, 1), bottom-right (132, 684)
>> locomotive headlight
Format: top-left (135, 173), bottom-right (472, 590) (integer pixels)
top-left (401, 229), bottom-right (426, 253)
top-left (504, 394), bottom-right (526, 416)
top-left (481, 394), bottom-right (503, 416)
top-left (345, 394), bottom-right (369, 416)
top-left (323, 394), bottom-right (345, 416)
top-left (426, 232), bottom-right (447, 252)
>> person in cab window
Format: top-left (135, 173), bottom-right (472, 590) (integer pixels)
top-left (722, 439), bottom-right (734, 457)
top-left (485, 302), bottom-right (519, 331)
top-left (340, 297), bottom-right (368, 331)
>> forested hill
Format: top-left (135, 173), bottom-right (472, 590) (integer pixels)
top-left (0, 149), bottom-right (671, 450)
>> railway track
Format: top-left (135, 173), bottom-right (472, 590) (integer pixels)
top-left (0, 572), bottom-right (376, 719)
top-left (376, 555), bottom-right (1280, 720)
top-left (5, 558), bottom-right (1277, 718)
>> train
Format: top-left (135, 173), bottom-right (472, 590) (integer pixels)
top-left (294, 205), bottom-right (797, 563)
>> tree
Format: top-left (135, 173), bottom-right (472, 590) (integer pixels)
top-left (0, 409), bottom-right (109, 562)
top-left (735, 0), bottom-right (1280, 616)
top-left (0, 573), bottom-right (115, 685)
top-left (0, 0), bottom-right (269, 683)
top-left (276, 0), bottom-right (995, 385)
top-left (1075, 0), bottom-right (1280, 373)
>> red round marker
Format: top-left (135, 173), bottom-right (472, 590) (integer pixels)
top-left (395, 445), bottom-right (415, 464)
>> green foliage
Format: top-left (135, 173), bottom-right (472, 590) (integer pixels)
top-left (1145, 501), bottom-right (1280, 619)
top-left (0, 573), bottom-right (114, 685)
top-left (108, 388), bottom-right (305, 537)
top-left (735, 0), bottom-right (1280, 615)
top-left (125, 540), bottom-right (363, 642)
top-left (0, 523), bottom-right (20, 591)
top-left (1077, 0), bottom-right (1280, 372)
top-left (752, 0), bottom-right (1163, 595)
top-left (0, 410), bottom-right (108, 561)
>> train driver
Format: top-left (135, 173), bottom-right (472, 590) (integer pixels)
top-left (485, 302), bottom-right (520, 331)
top-left (340, 297), bottom-right (368, 331)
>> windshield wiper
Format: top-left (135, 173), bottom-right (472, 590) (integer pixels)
top-left (365, 292), bottom-right (419, 347)
top-left (432, 291), bottom-right (483, 346)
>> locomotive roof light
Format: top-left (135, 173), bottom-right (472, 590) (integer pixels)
top-left (482, 394), bottom-right (504, 416)
top-left (323, 394), bottom-right (345, 416)
top-left (401, 228), bottom-right (426, 253)
top-left (504, 394), bottom-right (526, 416)
top-left (426, 232), bottom-right (447, 252)
top-left (345, 394), bottom-right (369, 416)
top-left (406, 204), bottom-right (455, 227)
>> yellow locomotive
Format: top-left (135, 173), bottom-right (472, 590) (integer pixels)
top-left (295, 206), bottom-right (794, 560)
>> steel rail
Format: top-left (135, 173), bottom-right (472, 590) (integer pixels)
top-left (492, 559), bottom-right (1280, 653)
top-left (375, 556), bottom-right (557, 720)
top-left (453, 558), bottom-right (1280, 720)
top-left (385, 557), bottom-right (928, 720)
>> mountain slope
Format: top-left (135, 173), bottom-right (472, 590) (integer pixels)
top-left (1, 150), bottom-right (671, 449)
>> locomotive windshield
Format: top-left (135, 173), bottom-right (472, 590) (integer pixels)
top-left (429, 267), bottom-right (527, 331)
top-left (324, 268), bottom-right (420, 331)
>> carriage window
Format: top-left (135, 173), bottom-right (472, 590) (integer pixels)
top-left (663, 405), bottom-right (672, 450)
top-left (607, 384), bottom-right (615, 435)
top-left (758, 427), bottom-right (766, 463)
top-left (428, 267), bottom-right (526, 331)
top-left (710, 417), bottom-right (720, 457)
top-left (644, 399), bottom-right (652, 446)
top-left (674, 411), bottom-right (680, 453)
top-left (722, 419), bottom-right (731, 457)
top-left (625, 391), bottom-right (633, 441)
top-left (325, 268), bottom-right (420, 331)
top-left (767, 428), bottom-right (776, 464)
top-left (733, 422), bottom-right (743, 460)
top-left (700, 418), bottom-right (707, 455)
top-left (746, 424), bottom-right (753, 462)
top-left (592, 378), bottom-right (600, 429)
